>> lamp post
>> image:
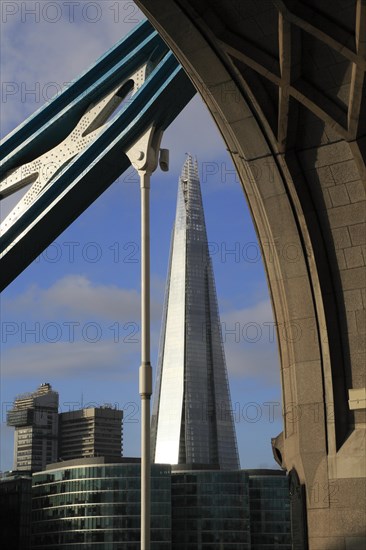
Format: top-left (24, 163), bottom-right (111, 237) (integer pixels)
top-left (126, 128), bottom-right (169, 550)
top-left (139, 165), bottom-right (152, 550)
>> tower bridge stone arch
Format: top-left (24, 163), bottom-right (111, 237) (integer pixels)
top-left (135, 1), bottom-right (366, 547)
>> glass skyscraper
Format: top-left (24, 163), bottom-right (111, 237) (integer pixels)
top-left (151, 155), bottom-right (239, 470)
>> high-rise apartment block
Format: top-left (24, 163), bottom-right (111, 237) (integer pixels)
top-left (59, 406), bottom-right (123, 460)
top-left (7, 384), bottom-right (123, 470)
top-left (151, 155), bottom-right (239, 470)
top-left (7, 383), bottom-right (59, 472)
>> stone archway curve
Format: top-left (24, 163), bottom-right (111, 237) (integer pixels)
top-left (135, 1), bottom-right (366, 548)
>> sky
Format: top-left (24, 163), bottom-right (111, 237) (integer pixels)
top-left (0, 1), bottom-right (283, 471)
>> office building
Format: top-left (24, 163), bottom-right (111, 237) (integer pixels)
top-left (30, 461), bottom-right (291, 550)
top-left (0, 472), bottom-right (32, 550)
top-left (171, 466), bottom-right (251, 549)
top-left (59, 406), bottom-right (123, 460)
top-left (31, 457), bottom-right (171, 549)
top-left (7, 383), bottom-right (59, 472)
top-left (151, 155), bottom-right (239, 470)
top-left (247, 470), bottom-right (291, 549)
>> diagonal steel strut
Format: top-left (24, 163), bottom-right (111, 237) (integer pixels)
top-left (0, 19), bottom-right (195, 291)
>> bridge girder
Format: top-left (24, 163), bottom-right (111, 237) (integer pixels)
top-left (0, 20), bottom-right (195, 290)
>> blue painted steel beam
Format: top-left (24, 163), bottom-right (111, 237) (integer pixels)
top-left (0, 21), bottom-right (196, 291)
top-left (0, 20), bottom-right (165, 175)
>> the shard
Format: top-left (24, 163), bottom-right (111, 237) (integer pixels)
top-left (151, 155), bottom-right (240, 470)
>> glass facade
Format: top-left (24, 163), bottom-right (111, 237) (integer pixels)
top-left (152, 155), bottom-right (239, 470)
top-left (31, 459), bottom-right (171, 549)
top-left (171, 468), bottom-right (250, 549)
top-left (152, 179), bottom-right (187, 465)
top-left (30, 461), bottom-right (291, 549)
top-left (247, 470), bottom-right (291, 549)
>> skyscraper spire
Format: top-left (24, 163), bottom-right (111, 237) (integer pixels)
top-left (151, 155), bottom-right (239, 470)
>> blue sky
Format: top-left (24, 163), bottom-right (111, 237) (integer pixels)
top-left (0, 1), bottom-right (283, 471)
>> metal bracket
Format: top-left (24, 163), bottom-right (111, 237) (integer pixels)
top-left (125, 125), bottom-right (164, 179)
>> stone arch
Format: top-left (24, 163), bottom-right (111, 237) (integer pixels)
top-left (136, 1), bottom-right (366, 547)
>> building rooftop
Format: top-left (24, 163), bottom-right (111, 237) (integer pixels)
top-left (44, 457), bottom-right (143, 471)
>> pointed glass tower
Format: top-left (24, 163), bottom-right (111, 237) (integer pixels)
top-left (151, 155), bottom-right (239, 470)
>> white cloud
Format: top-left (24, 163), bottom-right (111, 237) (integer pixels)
top-left (4, 274), bottom-right (163, 322)
top-left (1, 275), bottom-right (165, 378)
top-left (2, 339), bottom-right (137, 379)
top-left (225, 344), bottom-right (280, 384)
top-left (221, 299), bottom-right (281, 385)
top-left (0, 2), bottom-right (145, 133)
top-left (3, 283), bottom-right (280, 384)
top-left (222, 299), bottom-right (274, 326)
